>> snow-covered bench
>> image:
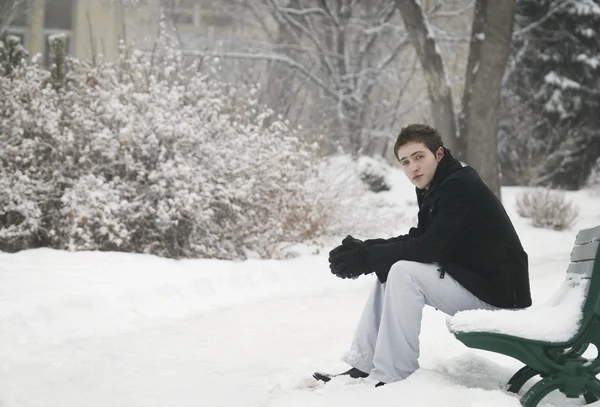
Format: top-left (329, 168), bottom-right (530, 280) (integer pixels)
top-left (448, 224), bottom-right (600, 407)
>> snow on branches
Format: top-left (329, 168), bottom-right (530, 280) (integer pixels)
top-left (0, 37), bottom-right (325, 259)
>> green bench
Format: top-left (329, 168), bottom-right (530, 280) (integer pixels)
top-left (448, 224), bottom-right (600, 407)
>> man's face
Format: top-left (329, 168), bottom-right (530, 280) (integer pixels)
top-left (397, 142), bottom-right (444, 189)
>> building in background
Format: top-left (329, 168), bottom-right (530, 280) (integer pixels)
top-left (0, 0), bottom-right (130, 65)
top-left (0, 0), bottom-right (242, 65)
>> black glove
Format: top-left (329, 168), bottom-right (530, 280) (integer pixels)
top-left (330, 244), bottom-right (371, 279)
top-left (328, 235), bottom-right (365, 263)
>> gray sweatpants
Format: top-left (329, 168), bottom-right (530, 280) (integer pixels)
top-left (341, 260), bottom-right (497, 384)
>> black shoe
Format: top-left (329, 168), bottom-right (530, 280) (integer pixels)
top-left (313, 367), bottom-right (369, 383)
top-left (375, 381), bottom-right (385, 387)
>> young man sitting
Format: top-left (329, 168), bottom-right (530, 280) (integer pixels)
top-left (315, 124), bottom-right (531, 386)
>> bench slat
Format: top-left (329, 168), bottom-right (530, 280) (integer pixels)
top-left (566, 260), bottom-right (596, 277)
top-left (576, 225), bottom-right (600, 245)
top-left (571, 240), bottom-right (600, 262)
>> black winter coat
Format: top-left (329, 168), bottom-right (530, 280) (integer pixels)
top-left (367, 149), bottom-right (532, 309)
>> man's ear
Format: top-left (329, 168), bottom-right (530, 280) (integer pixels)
top-left (435, 147), bottom-right (445, 162)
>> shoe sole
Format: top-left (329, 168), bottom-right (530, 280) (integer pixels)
top-left (312, 372), bottom-right (332, 383)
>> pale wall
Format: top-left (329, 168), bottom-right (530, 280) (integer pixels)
top-left (72, 0), bottom-right (124, 61)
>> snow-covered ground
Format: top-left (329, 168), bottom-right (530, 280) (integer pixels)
top-left (1, 163), bottom-right (600, 407)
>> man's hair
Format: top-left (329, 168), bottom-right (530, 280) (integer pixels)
top-left (393, 124), bottom-right (444, 161)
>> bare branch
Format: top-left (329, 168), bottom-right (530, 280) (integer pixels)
top-left (242, 0), bottom-right (276, 42)
top-left (356, 2), bottom-right (398, 78)
top-left (502, 38), bottom-right (529, 87)
top-left (182, 49), bottom-right (340, 100)
top-left (262, 0), bottom-right (304, 46)
top-left (428, 25), bottom-right (470, 44)
top-left (0, 0), bottom-right (27, 36)
top-left (426, 1), bottom-right (475, 20)
top-left (266, 0), bottom-right (337, 78)
top-left (396, 0), bottom-right (458, 152)
top-left (319, 0), bottom-right (341, 28)
top-left (513, 0), bottom-right (568, 39)
top-left (343, 37), bottom-right (409, 84)
top-left (361, 22), bottom-right (402, 35)
top-left (278, 7), bottom-right (328, 18)
top-left (390, 55), bottom-right (421, 129)
top-left (376, 36), bottom-right (410, 72)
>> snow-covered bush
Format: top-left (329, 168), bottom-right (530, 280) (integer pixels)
top-left (516, 188), bottom-right (579, 231)
top-left (0, 35), bottom-right (28, 76)
top-left (357, 156), bottom-right (391, 193)
top-left (0, 34), bottom-right (325, 259)
top-left (314, 155), bottom-right (410, 240)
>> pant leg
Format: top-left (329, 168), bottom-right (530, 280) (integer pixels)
top-left (340, 279), bottom-right (384, 373)
top-left (344, 260), bottom-right (497, 383)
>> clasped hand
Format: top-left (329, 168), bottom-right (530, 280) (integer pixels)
top-left (328, 235), bottom-right (371, 279)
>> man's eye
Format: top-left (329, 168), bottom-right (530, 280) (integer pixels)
top-left (401, 161), bottom-right (409, 166)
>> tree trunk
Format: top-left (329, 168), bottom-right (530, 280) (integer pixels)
top-left (265, 0), bottom-right (303, 114)
top-left (460, 0), bottom-right (516, 199)
top-left (395, 0), bottom-right (458, 154)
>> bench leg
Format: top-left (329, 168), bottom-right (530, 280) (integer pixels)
top-left (584, 378), bottom-right (600, 404)
top-left (507, 366), bottom-right (541, 394)
top-left (583, 391), bottom-right (598, 404)
top-left (519, 375), bottom-right (562, 407)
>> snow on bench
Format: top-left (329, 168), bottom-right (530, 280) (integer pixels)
top-left (448, 236), bottom-right (599, 344)
top-left (447, 226), bottom-right (600, 407)
top-left (447, 276), bottom-right (588, 343)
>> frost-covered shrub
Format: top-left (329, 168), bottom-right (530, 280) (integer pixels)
top-left (0, 35), bottom-right (28, 76)
top-left (357, 156), bottom-right (391, 193)
top-left (314, 155), bottom-right (409, 239)
top-left (516, 188), bottom-right (579, 231)
top-left (0, 35), bottom-right (325, 259)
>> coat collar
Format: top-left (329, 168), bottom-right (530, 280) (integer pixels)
top-left (416, 147), bottom-right (462, 204)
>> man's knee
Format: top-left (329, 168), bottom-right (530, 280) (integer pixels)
top-left (387, 260), bottom-right (416, 282)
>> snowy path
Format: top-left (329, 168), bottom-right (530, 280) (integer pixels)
top-left (1, 208), bottom-right (596, 407)
top-left (2, 289), bottom-right (361, 407)
top-left (3, 283), bottom-right (575, 407)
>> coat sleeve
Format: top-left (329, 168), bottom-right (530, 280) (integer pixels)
top-left (364, 227), bottom-right (421, 245)
top-left (367, 179), bottom-right (475, 283)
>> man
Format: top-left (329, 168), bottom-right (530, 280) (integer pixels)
top-left (314, 124), bottom-right (531, 387)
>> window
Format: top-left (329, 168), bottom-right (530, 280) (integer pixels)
top-left (166, 7), bottom-right (194, 26)
top-left (44, 0), bottom-right (73, 30)
top-left (160, 0), bottom-right (199, 27)
top-left (0, 0), bottom-right (74, 65)
top-left (43, 0), bottom-right (74, 67)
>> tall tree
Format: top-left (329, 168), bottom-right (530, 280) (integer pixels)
top-left (397, 0), bottom-right (517, 198)
top-left (459, 0), bottom-right (517, 197)
top-left (395, 0), bottom-right (459, 154)
top-left (508, 0), bottom-right (600, 189)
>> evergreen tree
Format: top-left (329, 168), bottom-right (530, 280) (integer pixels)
top-left (506, 0), bottom-right (600, 189)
